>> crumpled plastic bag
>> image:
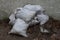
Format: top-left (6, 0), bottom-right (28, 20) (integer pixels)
top-left (9, 13), bottom-right (16, 25)
top-left (37, 13), bottom-right (49, 25)
top-left (15, 4), bottom-right (44, 22)
top-left (15, 8), bottom-right (36, 22)
top-left (9, 18), bottom-right (29, 37)
top-left (29, 17), bottom-right (39, 25)
top-left (8, 4), bottom-right (49, 37)
top-left (23, 4), bottom-right (44, 11)
top-left (37, 13), bottom-right (49, 33)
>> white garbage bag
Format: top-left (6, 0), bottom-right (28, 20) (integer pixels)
top-left (8, 4), bottom-right (49, 35)
top-left (23, 4), bottom-right (44, 11)
top-left (15, 4), bottom-right (44, 22)
top-left (9, 18), bottom-right (29, 37)
top-left (9, 7), bottom-right (23, 25)
top-left (15, 8), bottom-right (36, 22)
top-left (37, 13), bottom-right (49, 25)
top-left (9, 14), bottom-right (16, 25)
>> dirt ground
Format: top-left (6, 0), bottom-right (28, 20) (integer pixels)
top-left (0, 18), bottom-right (60, 40)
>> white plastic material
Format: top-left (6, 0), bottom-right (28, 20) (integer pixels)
top-left (15, 4), bottom-right (44, 22)
top-left (9, 18), bottom-right (29, 37)
top-left (23, 4), bottom-right (44, 11)
top-left (37, 13), bottom-right (49, 25)
top-left (16, 8), bottom-right (36, 22)
top-left (14, 7), bottom-right (23, 14)
top-left (8, 4), bottom-right (49, 36)
top-left (29, 19), bottom-right (39, 25)
top-left (9, 14), bottom-right (16, 25)
top-left (40, 27), bottom-right (49, 33)
top-left (29, 17), bottom-right (39, 25)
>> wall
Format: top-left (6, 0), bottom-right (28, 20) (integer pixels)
top-left (0, 0), bottom-right (60, 20)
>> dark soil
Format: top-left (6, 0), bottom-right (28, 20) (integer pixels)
top-left (0, 18), bottom-right (60, 40)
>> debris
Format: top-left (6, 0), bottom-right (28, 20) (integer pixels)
top-left (37, 13), bottom-right (49, 25)
top-left (40, 27), bottom-right (49, 33)
top-left (9, 14), bottom-right (16, 25)
top-left (15, 9), bottom-right (36, 22)
top-left (9, 18), bottom-right (29, 37)
top-left (23, 4), bottom-right (44, 11)
top-left (9, 4), bottom-right (49, 37)
top-left (29, 19), bottom-right (39, 25)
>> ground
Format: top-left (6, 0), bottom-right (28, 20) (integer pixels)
top-left (0, 18), bottom-right (60, 40)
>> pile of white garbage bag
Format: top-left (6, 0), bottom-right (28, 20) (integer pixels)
top-left (8, 4), bottom-right (49, 37)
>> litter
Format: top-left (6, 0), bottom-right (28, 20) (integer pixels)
top-left (9, 4), bottom-right (49, 37)
top-left (37, 13), bottom-right (49, 25)
top-left (9, 14), bottom-right (16, 25)
top-left (9, 18), bottom-right (29, 37)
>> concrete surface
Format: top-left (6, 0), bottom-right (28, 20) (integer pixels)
top-left (0, 0), bottom-right (60, 20)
